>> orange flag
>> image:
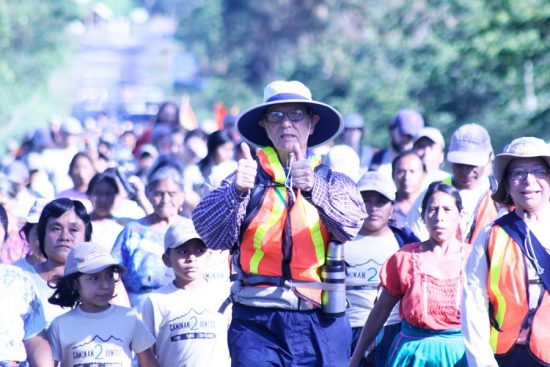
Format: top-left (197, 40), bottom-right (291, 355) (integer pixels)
top-left (179, 94), bottom-right (198, 130)
top-left (214, 102), bottom-right (228, 131)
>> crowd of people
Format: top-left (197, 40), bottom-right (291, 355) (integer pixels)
top-left (1, 79), bottom-right (549, 367)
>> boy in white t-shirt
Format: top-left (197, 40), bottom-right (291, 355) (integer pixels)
top-left (140, 218), bottom-right (231, 367)
top-left (346, 172), bottom-right (418, 367)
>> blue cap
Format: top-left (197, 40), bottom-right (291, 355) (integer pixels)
top-left (344, 113), bottom-right (364, 129)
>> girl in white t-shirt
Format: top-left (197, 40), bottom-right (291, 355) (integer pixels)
top-left (47, 242), bottom-right (158, 367)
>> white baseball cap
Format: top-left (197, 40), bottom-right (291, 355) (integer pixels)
top-left (164, 218), bottom-right (206, 251)
top-left (447, 124), bottom-right (492, 166)
top-left (65, 242), bottom-right (125, 276)
top-left (356, 171), bottom-right (396, 201)
top-left (414, 127), bottom-right (445, 148)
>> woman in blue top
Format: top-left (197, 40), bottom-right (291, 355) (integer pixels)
top-left (111, 161), bottom-right (185, 307)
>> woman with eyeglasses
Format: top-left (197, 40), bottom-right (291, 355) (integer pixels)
top-left (349, 182), bottom-right (469, 367)
top-left (462, 137), bottom-right (550, 367)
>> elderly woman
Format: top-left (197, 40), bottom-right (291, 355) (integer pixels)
top-left (111, 163), bottom-right (185, 307)
top-left (462, 137), bottom-right (550, 367)
top-left (350, 182), bottom-right (469, 367)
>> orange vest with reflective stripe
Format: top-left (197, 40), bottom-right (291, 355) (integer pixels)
top-left (487, 224), bottom-right (550, 363)
top-left (443, 177), bottom-right (497, 243)
top-left (468, 190), bottom-right (497, 243)
top-left (239, 147), bottom-right (330, 304)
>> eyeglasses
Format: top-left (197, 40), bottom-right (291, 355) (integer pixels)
top-left (509, 168), bottom-right (549, 182)
top-left (264, 109), bottom-right (309, 124)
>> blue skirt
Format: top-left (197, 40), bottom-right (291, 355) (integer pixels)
top-left (387, 322), bottom-right (467, 367)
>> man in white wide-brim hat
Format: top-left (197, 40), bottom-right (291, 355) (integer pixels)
top-left (192, 80), bottom-right (367, 366)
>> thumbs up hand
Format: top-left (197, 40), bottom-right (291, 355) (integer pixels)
top-left (289, 144), bottom-right (314, 192)
top-left (234, 142), bottom-right (258, 195)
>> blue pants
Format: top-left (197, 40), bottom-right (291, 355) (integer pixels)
top-left (229, 303), bottom-right (352, 367)
top-left (495, 345), bottom-right (548, 367)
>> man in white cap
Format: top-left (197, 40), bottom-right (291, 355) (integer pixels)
top-left (192, 80), bottom-right (366, 366)
top-left (413, 126), bottom-right (450, 186)
top-left (4, 160), bottom-right (40, 225)
top-left (407, 123), bottom-right (498, 244)
top-left (42, 116), bottom-right (84, 193)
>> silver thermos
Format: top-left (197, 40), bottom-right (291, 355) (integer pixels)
top-left (321, 241), bottom-right (347, 317)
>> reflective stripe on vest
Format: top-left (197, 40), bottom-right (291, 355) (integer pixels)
top-left (239, 147), bottom-right (330, 303)
top-left (487, 224), bottom-right (550, 363)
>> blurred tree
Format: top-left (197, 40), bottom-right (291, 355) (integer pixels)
top-left (174, 0), bottom-right (550, 151)
top-left (395, 0), bottom-right (550, 151)
top-left (0, 0), bottom-right (77, 122)
top-left (174, 0), bottom-right (332, 112)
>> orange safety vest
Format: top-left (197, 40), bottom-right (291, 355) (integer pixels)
top-left (487, 224), bottom-right (550, 363)
top-left (443, 177), bottom-right (497, 244)
top-left (468, 190), bottom-right (497, 244)
top-left (238, 146), bottom-right (330, 305)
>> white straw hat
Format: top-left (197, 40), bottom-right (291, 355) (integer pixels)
top-left (236, 80), bottom-right (343, 148)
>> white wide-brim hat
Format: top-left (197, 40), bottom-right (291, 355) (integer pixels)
top-left (492, 137), bottom-right (550, 204)
top-left (236, 80), bottom-right (344, 148)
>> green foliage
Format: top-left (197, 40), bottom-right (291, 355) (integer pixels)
top-left (0, 0), bottom-right (77, 129)
top-left (101, 0), bottom-right (134, 16)
top-left (174, 0), bottom-right (550, 152)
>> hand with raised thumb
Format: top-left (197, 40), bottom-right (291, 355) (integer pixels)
top-left (290, 143), bottom-right (314, 192)
top-left (234, 142), bottom-right (258, 195)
